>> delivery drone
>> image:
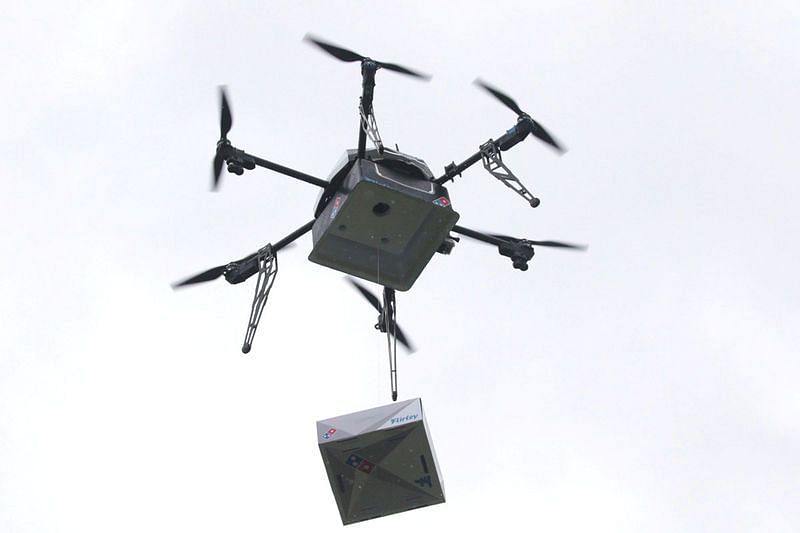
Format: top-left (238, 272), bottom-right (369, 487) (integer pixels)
top-left (174, 35), bottom-right (586, 400)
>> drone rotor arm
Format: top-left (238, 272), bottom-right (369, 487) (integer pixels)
top-left (451, 225), bottom-right (508, 246)
top-left (210, 87), bottom-right (328, 190)
top-left (248, 152), bottom-right (328, 188)
top-left (452, 224), bottom-right (534, 270)
top-left (226, 220), bottom-right (314, 284)
top-left (218, 147), bottom-right (327, 189)
top-left (272, 219), bottom-right (316, 251)
top-left (455, 226), bottom-right (586, 250)
top-left (171, 220), bottom-right (314, 290)
top-left (490, 234), bottom-right (587, 251)
top-left (434, 123), bottom-right (532, 186)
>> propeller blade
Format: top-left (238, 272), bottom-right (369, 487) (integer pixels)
top-left (172, 264), bottom-right (227, 288)
top-left (489, 233), bottom-right (517, 242)
top-left (475, 78), bottom-right (565, 152)
top-left (474, 78), bottom-right (523, 115)
top-left (347, 278), bottom-right (416, 353)
top-left (304, 34), bottom-right (364, 63)
top-left (305, 34), bottom-right (430, 80)
top-left (378, 61), bottom-right (431, 80)
top-left (219, 86), bottom-right (232, 140)
top-left (173, 242), bottom-right (296, 289)
top-left (212, 87), bottom-right (233, 191)
top-left (528, 240), bottom-right (586, 250)
top-left (394, 324), bottom-right (415, 353)
top-left (491, 234), bottom-right (587, 251)
top-left (528, 118), bottom-right (564, 153)
top-left (212, 152), bottom-right (224, 190)
top-left (347, 278), bottom-right (382, 312)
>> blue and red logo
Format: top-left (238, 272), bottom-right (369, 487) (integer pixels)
top-left (321, 428), bottom-right (337, 440)
top-left (432, 196), bottom-right (450, 207)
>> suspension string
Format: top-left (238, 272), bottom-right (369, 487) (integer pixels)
top-left (377, 245), bottom-right (382, 402)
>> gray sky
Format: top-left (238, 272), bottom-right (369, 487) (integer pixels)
top-left (2, 1), bottom-right (799, 531)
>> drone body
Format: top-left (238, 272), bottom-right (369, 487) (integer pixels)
top-left (175, 34), bottom-right (586, 399)
top-left (310, 148), bottom-right (459, 291)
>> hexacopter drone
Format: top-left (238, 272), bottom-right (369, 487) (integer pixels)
top-left (174, 35), bottom-right (585, 400)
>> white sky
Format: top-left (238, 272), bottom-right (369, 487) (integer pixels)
top-left (2, 1), bottom-right (799, 531)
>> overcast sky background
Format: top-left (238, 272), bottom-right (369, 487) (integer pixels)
top-left (2, 1), bottom-right (799, 531)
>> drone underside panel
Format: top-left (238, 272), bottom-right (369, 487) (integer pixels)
top-left (309, 160), bottom-right (459, 291)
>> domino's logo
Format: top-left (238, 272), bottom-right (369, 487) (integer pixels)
top-left (321, 428), bottom-right (337, 440)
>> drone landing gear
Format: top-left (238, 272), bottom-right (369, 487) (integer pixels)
top-left (172, 220), bottom-right (317, 352)
top-left (241, 245), bottom-right (277, 354)
top-left (238, 219), bottom-right (316, 353)
top-left (435, 80), bottom-right (565, 208)
top-left (480, 141), bottom-right (540, 208)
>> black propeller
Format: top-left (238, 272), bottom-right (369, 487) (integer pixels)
top-left (212, 86), bottom-right (233, 190)
top-left (172, 243), bottom-right (295, 289)
top-left (304, 34), bottom-right (431, 80)
top-left (347, 278), bottom-right (415, 352)
top-left (474, 78), bottom-right (565, 153)
top-left (491, 233), bottom-right (587, 251)
top-left (172, 264), bottom-right (229, 288)
top-left (219, 87), bottom-right (232, 139)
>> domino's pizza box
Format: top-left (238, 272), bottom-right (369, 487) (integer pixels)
top-left (317, 398), bottom-right (445, 525)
